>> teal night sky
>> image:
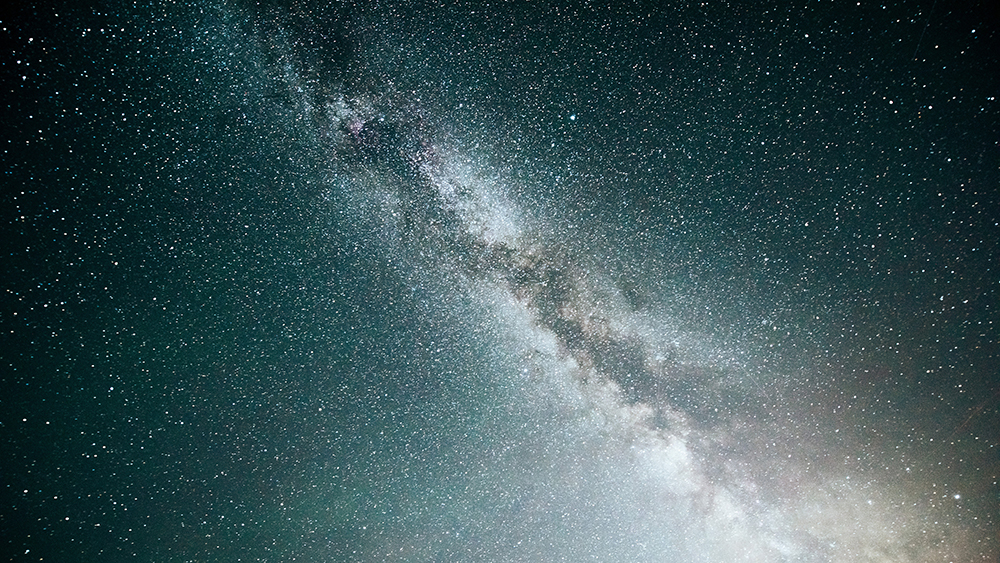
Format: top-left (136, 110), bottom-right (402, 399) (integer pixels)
top-left (3, 1), bottom-right (998, 561)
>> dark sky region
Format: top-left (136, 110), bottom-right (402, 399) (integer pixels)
top-left (2, 0), bottom-right (999, 561)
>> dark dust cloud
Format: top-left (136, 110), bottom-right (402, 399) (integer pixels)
top-left (3, 1), bottom-right (999, 561)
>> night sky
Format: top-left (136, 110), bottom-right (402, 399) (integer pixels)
top-left (3, 1), bottom-right (999, 561)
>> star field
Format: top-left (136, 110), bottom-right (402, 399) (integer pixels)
top-left (3, 1), bottom-right (998, 561)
